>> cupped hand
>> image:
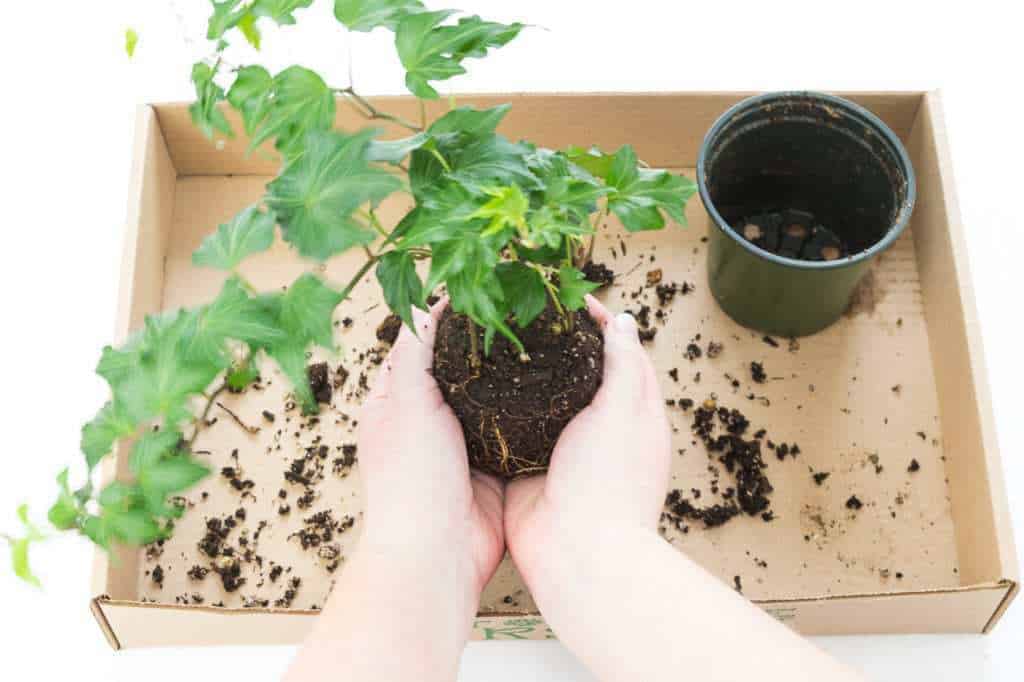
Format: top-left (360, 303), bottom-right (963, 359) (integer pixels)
top-left (356, 301), bottom-right (505, 593)
top-left (504, 295), bottom-right (672, 586)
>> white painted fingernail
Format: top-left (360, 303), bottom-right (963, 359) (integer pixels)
top-left (615, 313), bottom-right (637, 333)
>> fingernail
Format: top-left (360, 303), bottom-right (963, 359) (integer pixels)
top-left (615, 313), bottom-right (637, 334)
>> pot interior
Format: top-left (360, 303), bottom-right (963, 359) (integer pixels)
top-left (702, 93), bottom-right (912, 256)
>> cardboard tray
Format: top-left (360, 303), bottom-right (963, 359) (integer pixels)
top-left (90, 92), bottom-right (1018, 648)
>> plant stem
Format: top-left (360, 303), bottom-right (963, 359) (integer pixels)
top-left (419, 99), bottom-right (427, 129)
top-left (534, 264), bottom-right (570, 331)
top-left (339, 254), bottom-right (379, 301)
top-left (187, 381), bottom-right (229, 449)
top-left (336, 87), bottom-right (422, 133)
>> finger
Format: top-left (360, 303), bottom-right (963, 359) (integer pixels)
top-left (504, 474), bottom-right (545, 539)
top-left (471, 470), bottom-right (505, 532)
top-left (585, 294), bottom-right (614, 328)
top-left (381, 306), bottom-right (441, 394)
top-left (593, 311), bottom-right (648, 405)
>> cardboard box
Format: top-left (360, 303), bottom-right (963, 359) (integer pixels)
top-left (91, 92), bottom-right (1018, 649)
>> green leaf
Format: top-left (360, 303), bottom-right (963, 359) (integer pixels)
top-left (8, 504), bottom-right (45, 587)
top-left (605, 145), bottom-right (697, 232)
top-left (81, 401), bottom-right (135, 470)
top-left (125, 28), bottom-right (139, 58)
top-left (251, 0), bottom-right (314, 25)
top-left (104, 508), bottom-right (163, 545)
top-left (226, 361), bottom-right (261, 390)
top-left (278, 273), bottom-right (343, 348)
top-left (227, 65), bottom-right (274, 136)
top-left (258, 66), bottom-right (336, 156)
top-left (334, 0), bottom-right (424, 31)
top-left (181, 278), bottom-right (287, 366)
top-left (428, 104), bottom-right (510, 136)
top-left (471, 185), bottom-right (528, 238)
top-left (496, 262), bottom-right (547, 328)
top-left (129, 429), bottom-right (182, 474)
top-left (207, 0), bottom-right (248, 41)
top-left (266, 341), bottom-right (316, 413)
top-left (48, 470), bottom-right (79, 531)
top-left (238, 12), bottom-right (262, 49)
top-left (365, 132), bottom-right (430, 164)
top-left (189, 61), bottom-right (233, 139)
top-left (98, 482), bottom-right (142, 511)
top-left (140, 457), bottom-right (210, 497)
top-left (266, 129), bottom-right (402, 261)
top-left (557, 265), bottom-right (599, 311)
top-left (193, 205), bottom-right (277, 271)
top-left (9, 538), bottom-right (38, 587)
top-left (565, 145), bottom-right (614, 179)
top-left (376, 251), bottom-right (424, 331)
top-left (396, 11), bottom-right (523, 99)
top-left (113, 312), bottom-right (224, 425)
top-left (446, 264), bottom-right (519, 354)
top-left (445, 135), bottom-right (537, 193)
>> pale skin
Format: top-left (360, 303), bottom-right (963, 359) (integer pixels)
top-left (286, 297), bottom-right (864, 682)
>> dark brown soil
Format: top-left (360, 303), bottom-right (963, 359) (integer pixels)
top-left (376, 314), bottom-right (402, 345)
top-left (432, 306), bottom-right (604, 478)
top-left (307, 362), bottom-right (332, 404)
top-left (581, 261), bottom-right (615, 290)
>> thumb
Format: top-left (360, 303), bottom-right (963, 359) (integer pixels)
top-left (367, 302), bottom-right (445, 404)
top-left (587, 300), bottom-right (650, 407)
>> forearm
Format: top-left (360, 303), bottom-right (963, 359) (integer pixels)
top-left (286, 533), bottom-right (478, 682)
top-left (524, 526), bottom-right (863, 682)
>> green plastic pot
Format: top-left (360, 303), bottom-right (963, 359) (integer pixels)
top-left (697, 92), bottom-right (916, 337)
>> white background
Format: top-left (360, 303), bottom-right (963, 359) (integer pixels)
top-left (0, 1), bottom-right (1021, 679)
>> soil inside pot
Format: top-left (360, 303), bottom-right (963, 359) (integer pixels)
top-left (432, 305), bottom-right (604, 478)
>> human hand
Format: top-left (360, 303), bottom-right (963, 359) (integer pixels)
top-left (504, 294), bottom-right (671, 599)
top-left (356, 300), bottom-right (505, 594)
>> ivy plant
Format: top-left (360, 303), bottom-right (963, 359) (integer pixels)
top-left (6, 0), bottom-right (696, 585)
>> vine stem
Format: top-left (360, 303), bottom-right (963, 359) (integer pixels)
top-left (187, 382), bottom-right (229, 449)
top-left (336, 87), bottom-right (423, 133)
top-left (580, 208), bottom-right (609, 268)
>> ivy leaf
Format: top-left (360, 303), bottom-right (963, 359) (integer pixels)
top-left (238, 12), bottom-right (262, 49)
top-left (8, 505), bottom-right (45, 587)
top-left (226, 362), bottom-right (261, 390)
top-left (251, 0), bottom-right (315, 25)
top-left (266, 341), bottom-right (315, 413)
top-left (139, 456), bottom-right (209, 504)
top-left (446, 135), bottom-right (537, 193)
top-left (266, 129), bottom-right (402, 261)
top-left (565, 145), bottom-right (614, 179)
top-left (605, 145), bottom-right (697, 231)
top-left (104, 508), bottom-right (163, 545)
top-left (496, 262), bottom-right (547, 328)
top-left (472, 185), bottom-right (528, 238)
top-left (113, 312), bottom-right (223, 425)
top-left (278, 273), bottom-right (343, 349)
top-left (249, 66), bottom-right (336, 156)
top-left (125, 28), bottom-right (139, 58)
top-left (48, 470), bottom-right (79, 531)
top-left (446, 263), bottom-right (519, 354)
top-left (334, 0), bottom-right (424, 32)
top-left (396, 11), bottom-right (523, 99)
top-left (81, 401), bottom-right (135, 470)
top-left (181, 277), bottom-right (287, 366)
top-left (98, 482), bottom-right (143, 511)
top-left (207, 0), bottom-right (248, 41)
top-left (557, 265), bottom-right (599, 311)
top-left (428, 104), bottom-right (510, 136)
top-left (365, 132), bottom-right (430, 164)
top-left (80, 515), bottom-right (111, 550)
top-left (193, 205), bottom-right (277, 271)
top-left (376, 251), bottom-right (424, 332)
top-left (227, 66), bottom-right (273, 136)
top-left (129, 429), bottom-right (182, 474)
top-left (189, 61), bottom-right (233, 139)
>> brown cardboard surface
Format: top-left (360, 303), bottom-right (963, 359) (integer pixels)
top-left (95, 92), bottom-right (1017, 647)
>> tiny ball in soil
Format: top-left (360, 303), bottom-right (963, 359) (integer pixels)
top-left (432, 305), bottom-right (604, 478)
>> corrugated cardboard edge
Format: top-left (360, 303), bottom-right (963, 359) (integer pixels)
top-left (924, 90), bottom-right (1020, 621)
top-left (91, 597), bottom-right (122, 651)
